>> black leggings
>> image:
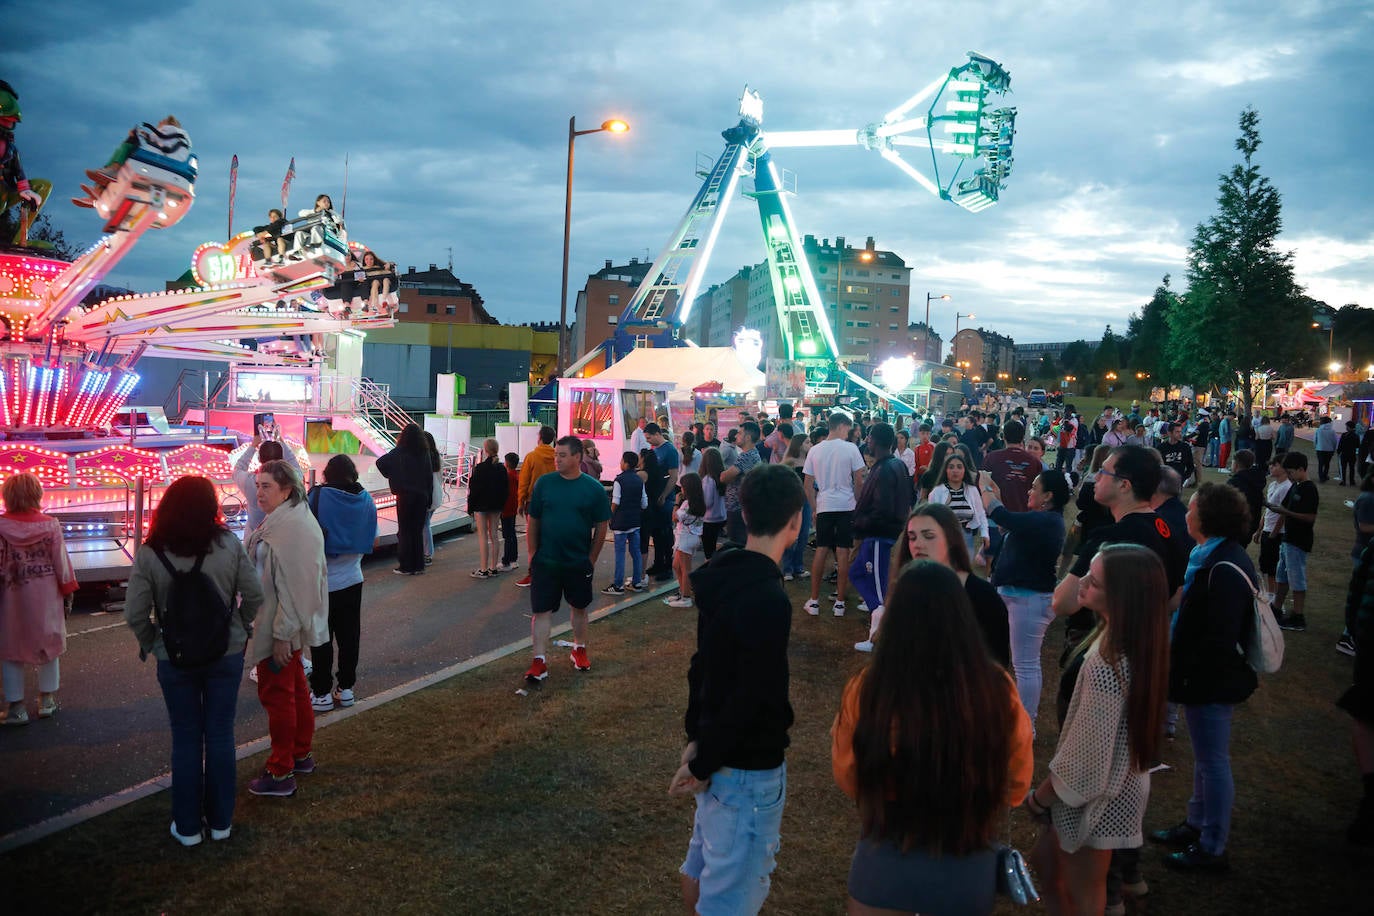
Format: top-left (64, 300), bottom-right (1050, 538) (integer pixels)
top-left (702, 521), bottom-right (725, 559)
top-left (309, 582), bottom-right (362, 695)
top-left (394, 491), bottom-right (429, 573)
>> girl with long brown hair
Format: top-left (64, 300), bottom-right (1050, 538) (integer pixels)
top-left (832, 561), bottom-right (1033, 914)
top-left (1025, 543), bottom-right (1170, 916)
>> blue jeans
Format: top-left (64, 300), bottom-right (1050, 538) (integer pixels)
top-left (784, 500), bottom-right (812, 575)
top-left (999, 588), bottom-right (1055, 731)
top-left (1184, 703), bottom-right (1235, 854)
top-left (613, 529), bottom-right (642, 586)
top-left (157, 652), bottom-right (245, 837)
top-left (681, 763), bottom-right (787, 915)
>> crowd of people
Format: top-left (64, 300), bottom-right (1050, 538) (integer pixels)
top-left (1, 394), bottom-right (1369, 912)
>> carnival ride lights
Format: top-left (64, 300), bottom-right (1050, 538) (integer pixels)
top-left (578, 52), bottom-right (1015, 412)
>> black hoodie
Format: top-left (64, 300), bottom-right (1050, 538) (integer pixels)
top-left (684, 547), bottom-right (793, 779)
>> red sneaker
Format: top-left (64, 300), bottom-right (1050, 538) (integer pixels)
top-left (570, 646), bottom-right (591, 671)
top-left (524, 657), bottom-right (548, 682)
top-left (515, 574), bottom-right (532, 588)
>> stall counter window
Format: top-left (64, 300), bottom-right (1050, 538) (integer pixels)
top-left (570, 388), bottom-right (616, 439)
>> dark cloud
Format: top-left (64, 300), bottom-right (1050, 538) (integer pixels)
top-left (6, 0), bottom-right (1370, 348)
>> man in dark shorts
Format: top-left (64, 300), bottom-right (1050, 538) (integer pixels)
top-left (524, 436), bottom-right (610, 683)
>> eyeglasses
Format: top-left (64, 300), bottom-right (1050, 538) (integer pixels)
top-left (1097, 468), bottom-right (1128, 482)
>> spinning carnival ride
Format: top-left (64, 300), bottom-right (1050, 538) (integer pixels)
top-left (568, 52), bottom-right (1017, 411)
top-left (0, 118), bottom-right (403, 574)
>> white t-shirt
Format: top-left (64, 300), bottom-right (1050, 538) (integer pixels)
top-left (803, 438), bottom-right (865, 513)
top-left (1261, 478), bottom-right (1292, 533)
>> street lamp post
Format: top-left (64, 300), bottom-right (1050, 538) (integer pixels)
top-left (924, 292), bottom-right (949, 362)
top-left (953, 310), bottom-right (975, 372)
top-left (834, 246), bottom-right (873, 361)
top-left (557, 115), bottom-right (629, 377)
top-left (1313, 321), bottom-right (1334, 369)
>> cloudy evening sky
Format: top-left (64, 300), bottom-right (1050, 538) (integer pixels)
top-left (7, 0), bottom-right (1372, 348)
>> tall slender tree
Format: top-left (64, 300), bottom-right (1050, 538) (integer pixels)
top-left (1127, 275), bottom-right (1177, 383)
top-left (1167, 108), bottom-right (1305, 416)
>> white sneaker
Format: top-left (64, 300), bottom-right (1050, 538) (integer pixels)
top-left (208, 824), bottom-right (232, 841)
top-left (666, 595), bottom-right (695, 608)
top-left (301, 657), bottom-right (313, 677)
top-left (783, 572), bottom-right (794, 581)
top-left (336, 688), bottom-right (355, 708)
top-left (248, 666), bottom-right (259, 683)
top-left (854, 640), bottom-right (874, 653)
top-left (795, 570), bottom-right (811, 579)
top-left (311, 693), bottom-right (335, 712)
top-left (857, 600), bottom-right (870, 613)
top-left (804, 598), bottom-right (820, 616)
top-left (633, 578), bottom-right (650, 590)
top-left (170, 821), bottom-right (203, 847)
top-left (833, 601), bottom-right (846, 617)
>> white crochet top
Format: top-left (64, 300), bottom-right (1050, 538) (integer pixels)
top-left (1049, 638), bottom-right (1150, 852)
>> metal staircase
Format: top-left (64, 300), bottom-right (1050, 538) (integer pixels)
top-left (351, 378), bottom-right (412, 452)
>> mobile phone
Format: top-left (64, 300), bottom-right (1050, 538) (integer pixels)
top-left (253, 412), bottom-right (276, 439)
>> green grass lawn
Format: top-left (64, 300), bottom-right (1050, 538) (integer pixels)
top-left (2, 440), bottom-right (1365, 914)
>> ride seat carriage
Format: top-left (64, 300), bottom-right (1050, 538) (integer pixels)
top-left (250, 209), bottom-right (349, 284)
top-left (91, 123), bottom-right (198, 231)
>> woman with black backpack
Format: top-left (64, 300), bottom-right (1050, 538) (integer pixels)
top-left (124, 475), bottom-right (265, 847)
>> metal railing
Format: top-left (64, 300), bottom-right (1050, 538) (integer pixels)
top-left (466, 405), bottom-right (558, 439)
top-left (163, 368), bottom-right (230, 423)
top-left (350, 378), bottom-right (415, 451)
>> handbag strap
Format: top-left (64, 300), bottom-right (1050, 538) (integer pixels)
top-left (1211, 560), bottom-right (1258, 597)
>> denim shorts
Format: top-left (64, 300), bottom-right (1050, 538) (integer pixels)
top-left (681, 763), bottom-right (786, 915)
top-left (1276, 543), bottom-right (1308, 591)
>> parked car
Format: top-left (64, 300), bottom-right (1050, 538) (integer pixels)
top-left (1028, 388), bottom-right (1048, 406)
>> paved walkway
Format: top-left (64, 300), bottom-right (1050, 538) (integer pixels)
top-left (0, 528), bottom-right (671, 849)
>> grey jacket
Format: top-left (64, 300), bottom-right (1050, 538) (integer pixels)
top-left (124, 530), bottom-right (265, 662)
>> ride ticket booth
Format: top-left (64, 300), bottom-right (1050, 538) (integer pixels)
top-left (557, 376), bottom-right (672, 481)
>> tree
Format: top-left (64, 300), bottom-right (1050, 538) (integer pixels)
top-left (1059, 339), bottom-right (1093, 374)
top-left (1166, 108), bottom-right (1305, 416)
top-left (1039, 354), bottom-right (1058, 380)
top-left (1127, 275), bottom-right (1178, 383)
top-left (0, 208), bottom-right (84, 260)
top-left (1093, 326), bottom-right (1121, 373)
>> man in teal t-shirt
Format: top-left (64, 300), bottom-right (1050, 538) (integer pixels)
top-left (524, 436), bottom-right (610, 684)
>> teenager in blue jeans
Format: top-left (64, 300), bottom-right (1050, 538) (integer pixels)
top-left (1153, 482), bottom-right (1259, 871)
top-left (671, 464), bottom-right (804, 914)
top-left (603, 451), bottom-right (647, 595)
top-left (123, 476), bottom-right (265, 846)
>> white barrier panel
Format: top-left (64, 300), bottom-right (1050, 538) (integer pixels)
top-left (446, 415), bottom-right (472, 454)
top-left (436, 373), bottom-right (460, 416)
top-left (518, 423), bottom-right (543, 455)
top-left (509, 381), bottom-right (529, 425)
top-left (424, 414), bottom-right (449, 449)
top-left (495, 422), bottom-right (519, 458)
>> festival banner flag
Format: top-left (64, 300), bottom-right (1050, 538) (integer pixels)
top-left (280, 156), bottom-right (296, 212)
top-left (228, 154), bottom-right (238, 238)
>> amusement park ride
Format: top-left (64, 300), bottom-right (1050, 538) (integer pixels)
top-left (0, 103), bottom-right (421, 580)
top-left (565, 52), bottom-right (1018, 411)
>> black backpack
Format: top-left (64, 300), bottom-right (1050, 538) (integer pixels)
top-left (152, 548), bottom-right (234, 668)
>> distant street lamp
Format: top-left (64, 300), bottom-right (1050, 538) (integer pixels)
top-left (953, 311), bottom-right (975, 374)
top-left (834, 248), bottom-right (874, 359)
top-left (923, 292), bottom-right (950, 361)
top-left (1313, 320), bottom-right (1334, 369)
top-left (557, 115), bottom-right (630, 377)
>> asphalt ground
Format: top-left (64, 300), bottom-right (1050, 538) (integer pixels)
top-left (0, 525), bottom-right (670, 841)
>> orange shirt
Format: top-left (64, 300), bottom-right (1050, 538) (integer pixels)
top-left (830, 669), bottom-right (1033, 808)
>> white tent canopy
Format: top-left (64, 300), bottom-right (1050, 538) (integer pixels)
top-left (587, 346), bottom-right (765, 396)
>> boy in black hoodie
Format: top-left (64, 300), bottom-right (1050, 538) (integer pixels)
top-left (670, 463), bottom-right (803, 915)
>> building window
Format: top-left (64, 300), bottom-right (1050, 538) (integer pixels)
top-left (892, 288), bottom-right (900, 296)
top-left (890, 306), bottom-right (900, 313)
top-left (892, 273), bottom-right (901, 279)
top-left (857, 321), bottom-right (870, 328)
top-left (608, 294), bottom-right (619, 305)
top-left (426, 303), bottom-right (437, 315)
top-left (398, 303), bottom-right (408, 313)
top-left (889, 324), bottom-right (899, 330)
top-left (445, 304), bottom-right (457, 315)
top-left (858, 270), bottom-right (870, 277)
